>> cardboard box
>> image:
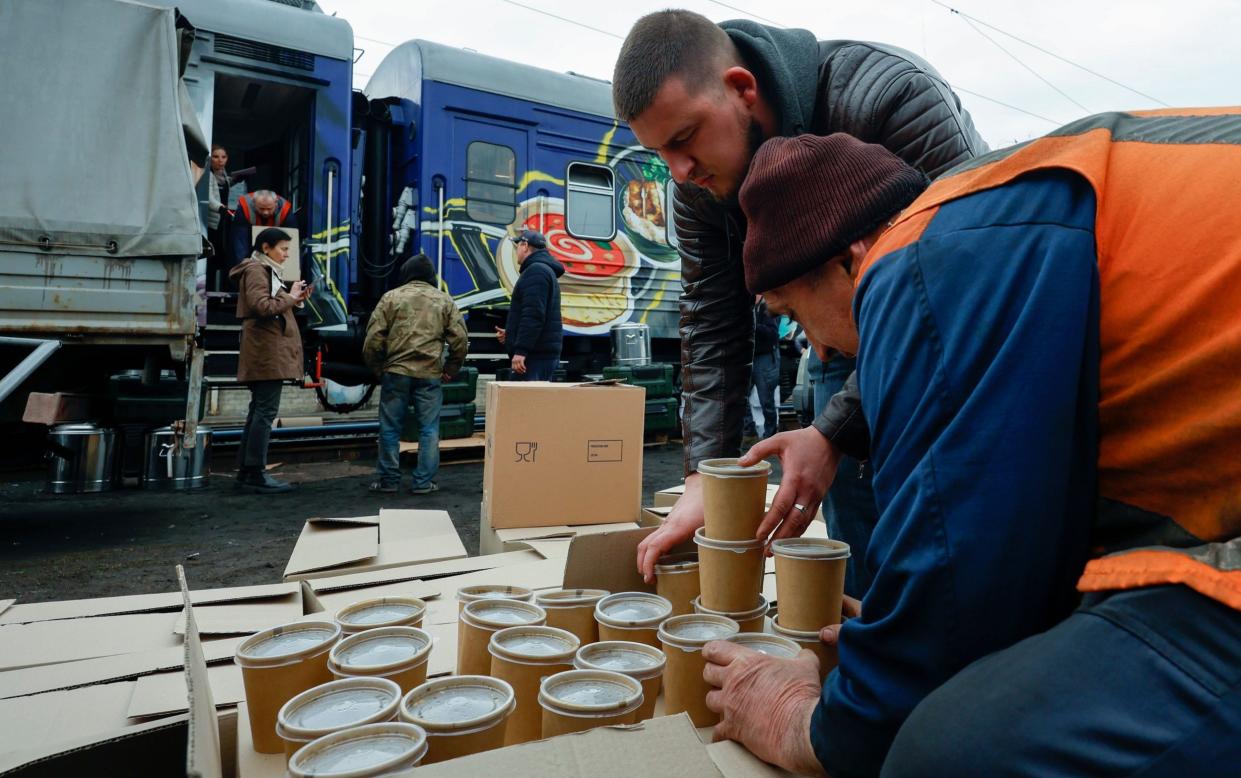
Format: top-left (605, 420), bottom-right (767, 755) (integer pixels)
top-left (283, 509), bottom-right (466, 581)
top-left (482, 382), bottom-right (645, 528)
top-left (479, 511), bottom-right (644, 556)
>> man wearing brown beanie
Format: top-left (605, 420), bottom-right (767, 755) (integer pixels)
top-left (700, 123), bottom-right (1241, 777)
top-left (613, 9), bottom-right (987, 589)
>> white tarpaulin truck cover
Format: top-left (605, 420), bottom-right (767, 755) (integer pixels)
top-left (0, 0), bottom-right (207, 258)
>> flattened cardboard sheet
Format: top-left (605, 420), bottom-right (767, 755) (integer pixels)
top-left (372, 509), bottom-right (467, 569)
top-left (0, 583), bottom-right (298, 625)
top-left (180, 566), bottom-right (223, 778)
top-left (0, 681), bottom-right (138, 771)
top-left (0, 710), bottom-right (188, 776)
top-left (173, 592), bottom-right (302, 636)
top-left (127, 662), bottom-right (244, 719)
top-left (0, 636), bottom-right (243, 700)
top-left (396, 713), bottom-right (721, 777)
top-left (424, 620), bottom-right (458, 678)
top-left (235, 702), bottom-right (286, 778)
top-left (311, 578), bottom-right (440, 617)
top-left (0, 611), bottom-right (181, 671)
top-left (707, 740), bottom-right (795, 777)
top-left (282, 519), bottom-right (379, 579)
top-left (305, 550), bottom-right (542, 593)
top-left (0, 599), bottom-right (13, 619)
top-left (479, 513), bottom-right (641, 556)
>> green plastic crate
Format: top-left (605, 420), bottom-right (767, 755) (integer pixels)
top-left (644, 396), bottom-right (680, 433)
top-left (603, 363), bottom-right (676, 399)
top-left (401, 402), bottom-right (476, 442)
top-left (441, 366), bottom-right (479, 404)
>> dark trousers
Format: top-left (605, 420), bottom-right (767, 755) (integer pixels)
top-left (882, 584), bottom-right (1241, 778)
top-left (237, 380), bottom-right (282, 470)
top-left (809, 351), bottom-right (879, 599)
top-left (515, 357), bottom-right (558, 381)
top-left (744, 346), bottom-right (780, 439)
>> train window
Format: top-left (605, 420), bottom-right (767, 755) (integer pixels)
top-left (566, 162), bottom-right (616, 241)
top-left (665, 179), bottom-right (679, 249)
top-left (466, 142), bottom-right (516, 224)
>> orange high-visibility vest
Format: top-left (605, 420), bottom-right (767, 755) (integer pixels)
top-left (861, 107), bottom-right (1241, 610)
top-left (236, 193), bottom-right (292, 226)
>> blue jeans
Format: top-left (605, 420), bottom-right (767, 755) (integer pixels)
top-left (808, 351), bottom-right (879, 599)
top-left (515, 356), bottom-right (558, 381)
top-left (882, 585), bottom-right (1241, 777)
top-left (376, 373), bottom-right (441, 489)
top-left (752, 347), bottom-right (780, 439)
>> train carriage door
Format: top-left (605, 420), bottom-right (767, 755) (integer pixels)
top-left (443, 116), bottom-right (529, 306)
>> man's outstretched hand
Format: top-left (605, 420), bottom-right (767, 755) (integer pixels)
top-left (740, 427), bottom-right (841, 544)
top-left (636, 473), bottom-right (705, 583)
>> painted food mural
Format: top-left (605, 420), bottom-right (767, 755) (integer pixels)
top-left (423, 145), bottom-right (682, 339)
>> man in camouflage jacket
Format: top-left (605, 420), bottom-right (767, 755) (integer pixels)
top-left (364, 253), bottom-right (469, 494)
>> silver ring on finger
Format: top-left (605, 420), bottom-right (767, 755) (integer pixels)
top-left (793, 503), bottom-right (808, 514)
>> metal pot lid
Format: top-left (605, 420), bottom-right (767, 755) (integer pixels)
top-left (49, 422), bottom-right (106, 434)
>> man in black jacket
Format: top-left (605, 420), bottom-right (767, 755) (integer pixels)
top-left (496, 230), bottom-right (564, 380)
top-left (614, 9), bottom-right (987, 581)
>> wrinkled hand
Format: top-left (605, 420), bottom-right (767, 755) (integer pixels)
top-left (511, 354), bottom-right (526, 375)
top-left (495, 326), bottom-right (506, 345)
top-left (635, 473), bottom-right (704, 583)
top-left (740, 427), bottom-right (840, 544)
top-left (703, 641), bottom-right (826, 776)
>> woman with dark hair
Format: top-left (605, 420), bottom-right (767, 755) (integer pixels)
top-left (228, 227), bottom-right (309, 493)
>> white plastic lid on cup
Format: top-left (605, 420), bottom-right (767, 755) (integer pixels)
top-left (399, 676), bottom-right (516, 735)
top-left (461, 598), bottom-right (546, 630)
top-left (534, 588), bottom-right (609, 610)
top-left (538, 669), bottom-right (644, 719)
top-left (235, 621), bottom-right (342, 669)
top-left (692, 594), bottom-right (769, 623)
top-left (457, 584), bottom-right (534, 606)
top-left (277, 677), bottom-right (402, 742)
top-left (574, 641), bottom-right (666, 681)
top-left (653, 552), bottom-right (699, 574)
top-left (329, 626), bottom-right (432, 676)
top-left (594, 592), bottom-right (673, 629)
top-left (335, 596), bottom-right (427, 633)
top-left (725, 632), bottom-right (801, 658)
top-left (696, 457), bottom-right (772, 479)
top-left (657, 613), bottom-right (739, 651)
top-left (488, 625), bottom-right (580, 665)
top-left (287, 721), bottom-right (428, 778)
top-left (770, 617), bottom-right (825, 643)
top-left (771, 538), bottom-right (851, 560)
top-left (692, 526), bottom-right (765, 553)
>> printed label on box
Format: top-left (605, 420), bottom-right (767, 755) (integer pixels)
top-left (587, 440), bottom-right (623, 463)
top-left (514, 441), bottom-right (539, 463)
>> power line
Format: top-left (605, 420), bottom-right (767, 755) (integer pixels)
top-left (953, 86), bottom-right (1064, 126)
top-left (498, 0), bottom-right (623, 40)
top-left (930, 1), bottom-right (1170, 107)
top-left (355, 34), bottom-right (398, 48)
top-left (957, 15), bottom-right (1091, 114)
top-left (705, 0), bottom-right (788, 28)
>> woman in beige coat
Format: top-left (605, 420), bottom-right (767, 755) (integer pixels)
top-left (228, 227), bottom-right (309, 493)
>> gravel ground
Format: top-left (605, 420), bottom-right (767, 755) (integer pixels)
top-left (0, 442), bottom-right (696, 604)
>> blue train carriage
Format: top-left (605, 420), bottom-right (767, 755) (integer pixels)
top-left (362, 40), bottom-right (683, 377)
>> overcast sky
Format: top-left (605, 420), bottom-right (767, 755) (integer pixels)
top-left (317, 0), bottom-right (1237, 149)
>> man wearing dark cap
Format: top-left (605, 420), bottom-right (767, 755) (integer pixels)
top-left (363, 253), bottom-right (468, 494)
top-left (613, 9), bottom-right (987, 588)
top-left (700, 120), bottom-right (1241, 777)
top-left (496, 229), bottom-right (565, 381)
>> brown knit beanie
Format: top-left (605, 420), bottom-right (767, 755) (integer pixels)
top-left (739, 133), bottom-right (928, 294)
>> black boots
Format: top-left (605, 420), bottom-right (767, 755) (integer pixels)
top-left (234, 467), bottom-right (294, 494)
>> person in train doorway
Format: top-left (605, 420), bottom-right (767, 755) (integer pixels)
top-left (229, 227), bottom-right (310, 494)
top-left (495, 229), bottom-right (564, 381)
top-left (613, 10), bottom-right (986, 592)
top-left (363, 253), bottom-right (469, 496)
top-left (231, 189), bottom-right (294, 269)
top-left (206, 144), bottom-right (253, 273)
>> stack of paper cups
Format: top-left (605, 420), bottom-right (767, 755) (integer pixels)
top-left (694, 458), bottom-right (771, 617)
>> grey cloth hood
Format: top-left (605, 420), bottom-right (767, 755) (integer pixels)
top-left (721, 19), bottom-right (820, 136)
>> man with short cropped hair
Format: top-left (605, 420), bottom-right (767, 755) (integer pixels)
top-left (614, 10), bottom-right (987, 589)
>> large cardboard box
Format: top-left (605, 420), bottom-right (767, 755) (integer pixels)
top-left (482, 382), bottom-right (645, 528)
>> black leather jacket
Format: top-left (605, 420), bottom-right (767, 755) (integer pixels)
top-left (676, 33), bottom-right (988, 474)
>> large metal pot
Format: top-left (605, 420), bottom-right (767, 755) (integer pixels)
top-left (610, 322), bottom-right (652, 366)
top-left (141, 427), bottom-right (212, 490)
top-left (45, 423), bottom-right (119, 494)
